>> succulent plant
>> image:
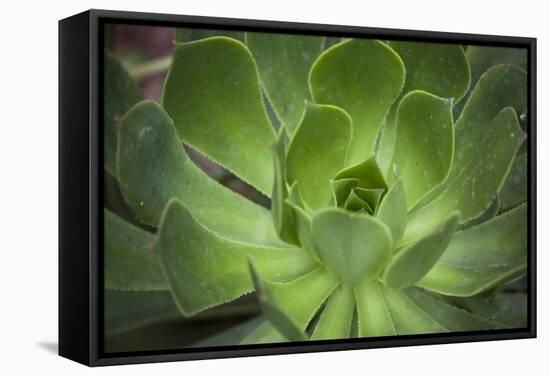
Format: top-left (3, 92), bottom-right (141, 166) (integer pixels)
top-left (104, 29), bottom-right (528, 350)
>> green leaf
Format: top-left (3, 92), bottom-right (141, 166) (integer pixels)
top-left (460, 195), bottom-right (500, 230)
top-left (162, 37), bottom-right (275, 195)
top-left (392, 91), bottom-right (454, 207)
top-left (377, 43), bottom-right (468, 178)
top-left (311, 208), bottom-right (393, 286)
top-left (192, 316), bottom-right (265, 348)
top-left (156, 199), bottom-right (317, 316)
top-left (344, 190), bottom-right (372, 212)
top-left (174, 27), bottom-right (244, 42)
top-left (271, 127), bottom-right (299, 245)
top-left (104, 290), bottom-right (180, 335)
top-left (311, 286), bottom-right (355, 340)
top-left (444, 293), bottom-right (498, 319)
top-left (454, 65), bottom-right (527, 172)
top-left (104, 209), bottom-right (167, 291)
top-left (404, 288), bottom-right (501, 331)
top-left (355, 281), bottom-right (396, 337)
top-left (309, 39), bottom-right (405, 164)
top-left (417, 203), bottom-right (527, 296)
top-left (458, 46), bottom-right (528, 115)
top-left (500, 153), bottom-right (527, 211)
top-left (376, 171), bottom-right (407, 245)
top-left (240, 322), bottom-right (288, 345)
top-left (492, 292), bottom-right (527, 328)
top-left (331, 178), bottom-right (359, 207)
top-left (286, 183), bottom-right (318, 261)
top-left (250, 265), bottom-right (339, 332)
top-left (286, 103), bottom-right (352, 209)
top-left (382, 211), bottom-right (460, 289)
top-left (379, 285), bottom-right (447, 335)
top-left (387, 41), bottom-right (470, 102)
top-left (335, 155), bottom-right (387, 190)
top-left (246, 32), bottom-right (325, 134)
top-left (249, 261), bottom-right (307, 341)
top-left (405, 107), bottom-right (525, 242)
top-left (117, 100), bottom-right (281, 245)
top-left (467, 46), bottom-right (527, 84)
top-left (359, 282), bottom-right (495, 336)
top-left (411, 65), bottom-right (528, 214)
top-left (104, 53), bottom-right (141, 177)
top-left (353, 188), bottom-right (384, 213)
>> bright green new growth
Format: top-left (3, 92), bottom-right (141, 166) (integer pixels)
top-left (105, 31), bottom-right (528, 347)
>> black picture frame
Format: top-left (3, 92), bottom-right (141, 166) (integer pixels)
top-left (59, 8), bottom-right (537, 367)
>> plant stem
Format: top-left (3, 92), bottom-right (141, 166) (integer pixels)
top-left (129, 55), bottom-right (172, 81)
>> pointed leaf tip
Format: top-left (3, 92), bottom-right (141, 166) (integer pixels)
top-left (382, 211), bottom-right (460, 289)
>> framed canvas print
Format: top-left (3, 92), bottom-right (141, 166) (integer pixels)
top-left (59, 9), bottom-right (536, 366)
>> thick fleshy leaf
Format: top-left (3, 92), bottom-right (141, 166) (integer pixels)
top-left (417, 204), bottom-right (527, 296)
top-left (286, 183), bottom-right (318, 260)
top-left (467, 46), bottom-right (527, 87)
top-left (461, 195), bottom-right (500, 230)
top-left (454, 65), bottom-right (527, 170)
top-left (387, 41), bottom-right (470, 102)
top-left (240, 322), bottom-right (287, 345)
top-left (156, 199), bottom-right (317, 316)
top-left (286, 103), bottom-right (352, 209)
top-left (377, 43), bottom-right (468, 178)
top-left (376, 172), bottom-right (407, 245)
top-left (379, 286), bottom-right (447, 334)
top-left (492, 292), bottom-right (528, 328)
top-left (104, 209), bottom-right (167, 291)
top-left (500, 153), bottom-right (527, 211)
top-left (457, 46), bottom-right (528, 116)
top-left (392, 91), bottom-right (454, 207)
top-left (117, 100), bottom-right (281, 245)
top-left (192, 316), bottom-right (265, 348)
top-left (344, 190), bottom-right (372, 212)
top-left (311, 286), bottom-right (355, 340)
top-left (404, 288), bottom-right (501, 331)
top-left (466, 46), bottom-right (527, 82)
top-left (162, 37), bottom-right (275, 195)
top-left (246, 32), bottom-right (325, 134)
top-left (249, 261), bottom-right (307, 341)
top-left (104, 290), bottom-right (179, 334)
top-left (405, 107), bottom-right (524, 242)
top-left (354, 188), bottom-right (384, 212)
top-left (357, 282), bottom-right (496, 336)
top-left (444, 292), bottom-right (498, 319)
top-left (331, 178), bottom-right (359, 207)
top-left (174, 28), bottom-right (244, 42)
top-left (104, 53), bottom-right (141, 177)
top-left (355, 281), bottom-right (396, 337)
top-left (383, 212), bottom-right (460, 289)
top-left (310, 39), bottom-right (405, 164)
top-left (311, 208), bottom-right (393, 286)
top-left (324, 37), bottom-right (342, 50)
top-left (411, 65), bottom-right (528, 213)
top-left (250, 265), bottom-right (339, 331)
top-left (335, 155), bottom-right (387, 190)
top-left (271, 127), bottom-right (299, 245)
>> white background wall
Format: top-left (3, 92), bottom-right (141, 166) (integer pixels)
top-left (0, 0), bottom-right (547, 374)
